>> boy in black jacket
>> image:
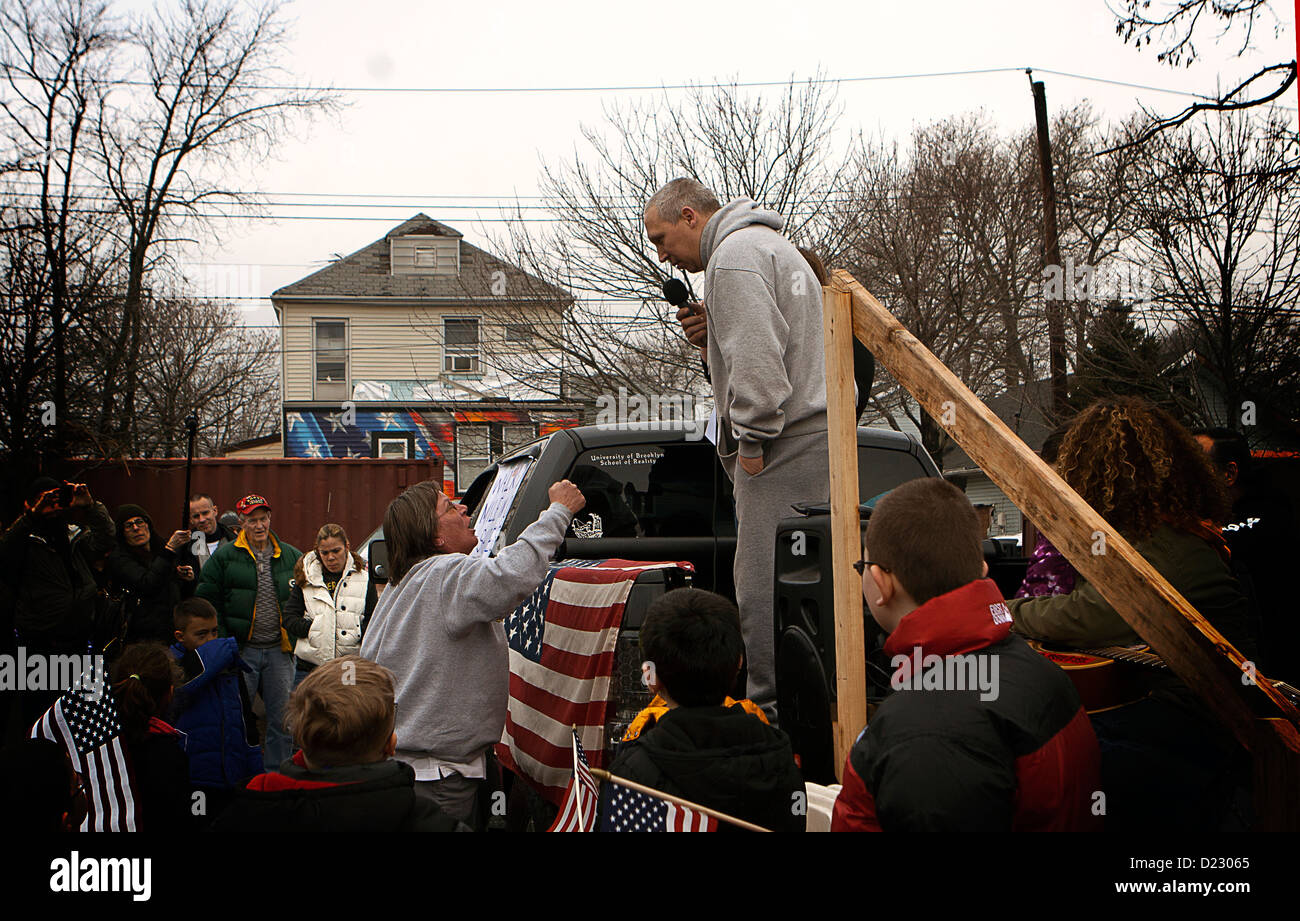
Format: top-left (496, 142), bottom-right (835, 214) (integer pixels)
top-left (213, 655), bottom-right (464, 832)
top-left (605, 589), bottom-right (805, 832)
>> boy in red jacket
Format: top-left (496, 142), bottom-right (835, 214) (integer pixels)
top-left (831, 478), bottom-right (1101, 832)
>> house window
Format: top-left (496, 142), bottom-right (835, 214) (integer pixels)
top-left (377, 438), bottom-right (409, 459)
top-left (370, 431), bottom-right (416, 459)
top-left (314, 320), bottom-right (348, 400)
top-left (444, 318), bottom-right (480, 374)
top-left (391, 235), bottom-right (459, 275)
top-left (503, 424), bottom-right (536, 453)
top-left (505, 323), bottom-right (535, 343)
top-left (450, 422), bottom-right (538, 492)
top-left (456, 424), bottom-right (492, 489)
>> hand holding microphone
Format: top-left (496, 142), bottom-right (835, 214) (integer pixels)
top-left (663, 278), bottom-right (707, 349)
top-left (676, 303), bottom-right (708, 348)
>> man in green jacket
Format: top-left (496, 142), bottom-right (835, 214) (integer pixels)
top-left (196, 494), bottom-right (301, 768)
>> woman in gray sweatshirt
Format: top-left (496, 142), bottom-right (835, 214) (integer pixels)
top-left (358, 479), bottom-right (585, 829)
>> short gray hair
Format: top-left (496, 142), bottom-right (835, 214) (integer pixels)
top-left (646, 178), bottom-right (721, 223)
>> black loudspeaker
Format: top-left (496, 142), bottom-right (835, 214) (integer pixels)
top-left (773, 507), bottom-right (872, 785)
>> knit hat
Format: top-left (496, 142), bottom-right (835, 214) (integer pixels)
top-left (25, 476), bottom-right (62, 508)
top-left (114, 503), bottom-right (159, 549)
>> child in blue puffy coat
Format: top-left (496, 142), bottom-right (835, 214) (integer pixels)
top-left (168, 597), bottom-right (264, 825)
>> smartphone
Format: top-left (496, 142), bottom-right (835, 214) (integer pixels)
top-left (58, 483), bottom-right (74, 508)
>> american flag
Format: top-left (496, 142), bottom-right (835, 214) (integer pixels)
top-left (600, 780), bottom-right (718, 832)
top-left (30, 660), bottom-right (138, 832)
top-left (547, 729), bottom-right (599, 832)
top-left (495, 558), bottom-right (692, 805)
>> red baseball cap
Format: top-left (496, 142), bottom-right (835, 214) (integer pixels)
top-left (236, 494), bottom-right (272, 516)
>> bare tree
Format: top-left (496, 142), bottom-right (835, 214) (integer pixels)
top-left (1124, 108), bottom-right (1300, 436)
top-left (840, 114), bottom-right (1057, 463)
top-left (91, 0), bottom-right (336, 452)
top-left (0, 200), bottom-right (55, 474)
top-left (123, 295), bottom-right (279, 458)
top-left (484, 77), bottom-right (854, 406)
top-left (839, 107), bottom-right (1149, 461)
top-left (0, 0), bottom-right (334, 480)
top-left (1110, 0), bottom-right (1296, 149)
top-left (0, 0), bottom-right (116, 457)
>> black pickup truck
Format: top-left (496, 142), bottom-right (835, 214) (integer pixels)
top-left (455, 422), bottom-right (942, 593)
top-left (365, 422), bottom-right (1028, 776)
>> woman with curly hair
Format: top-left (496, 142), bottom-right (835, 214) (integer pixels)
top-left (1009, 396), bottom-right (1256, 655)
top-left (1008, 396), bottom-right (1257, 830)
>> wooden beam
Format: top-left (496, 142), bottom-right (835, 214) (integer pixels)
top-left (822, 286), bottom-right (868, 777)
top-left (830, 269), bottom-right (1299, 755)
top-left (1253, 720), bottom-right (1300, 831)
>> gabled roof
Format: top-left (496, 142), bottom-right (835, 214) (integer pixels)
top-left (944, 377), bottom-right (1062, 471)
top-left (271, 213), bottom-right (570, 303)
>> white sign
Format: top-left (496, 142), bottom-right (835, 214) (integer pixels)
top-left (471, 459), bottom-right (533, 556)
top-left (704, 408), bottom-right (718, 446)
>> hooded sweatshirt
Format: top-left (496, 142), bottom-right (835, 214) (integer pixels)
top-left (212, 752), bottom-right (465, 832)
top-left (607, 702), bottom-right (806, 832)
top-left (697, 198), bottom-right (828, 460)
top-left (359, 502), bottom-right (574, 764)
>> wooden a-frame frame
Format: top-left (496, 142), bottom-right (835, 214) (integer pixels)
top-left (823, 273), bottom-right (1300, 830)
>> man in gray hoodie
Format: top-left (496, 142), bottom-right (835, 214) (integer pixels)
top-left (645, 178), bottom-right (830, 720)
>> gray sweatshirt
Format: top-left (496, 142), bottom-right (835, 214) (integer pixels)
top-left (699, 198), bottom-right (828, 459)
top-left (358, 502), bottom-right (574, 763)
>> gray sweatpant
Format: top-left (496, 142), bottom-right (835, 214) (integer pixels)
top-left (725, 428), bottom-right (830, 723)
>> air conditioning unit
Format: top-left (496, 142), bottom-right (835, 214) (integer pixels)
top-left (447, 355), bottom-right (476, 373)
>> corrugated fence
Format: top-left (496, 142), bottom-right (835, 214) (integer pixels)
top-left (57, 458), bottom-right (443, 554)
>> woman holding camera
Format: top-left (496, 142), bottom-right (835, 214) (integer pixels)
top-left (108, 503), bottom-right (193, 645)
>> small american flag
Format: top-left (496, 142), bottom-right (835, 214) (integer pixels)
top-left (496, 558), bottom-right (692, 805)
top-left (600, 781), bottom-right (717, 832)
top-left (547, 729), bottom-right (599, 832)
top-left (31, 660), bottom-right (138, 832)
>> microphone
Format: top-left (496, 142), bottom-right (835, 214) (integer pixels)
top-left (662, 277), bottom-right (709, 381)
top-left (662, 277), bottom-right (691, 307)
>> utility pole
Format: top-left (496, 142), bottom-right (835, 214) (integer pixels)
top-left (1028, 70), bottom-right (1070, 423)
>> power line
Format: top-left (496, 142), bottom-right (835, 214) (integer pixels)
top-left (1, 194), bottom-right (1150, 224)
top-left (71, 65), bottom-right (1254, 103)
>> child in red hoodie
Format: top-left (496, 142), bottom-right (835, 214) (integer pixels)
top-left (831, 478), bottom-right (1101, 832)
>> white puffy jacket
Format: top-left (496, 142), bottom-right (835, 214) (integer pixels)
top-left (292, 551), bottom-right (369, 667)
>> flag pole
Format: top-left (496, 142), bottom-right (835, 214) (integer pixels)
top-left (572, 725), bottom-right (586, 833)
top-left (589, 768), bottom-right (771, 832)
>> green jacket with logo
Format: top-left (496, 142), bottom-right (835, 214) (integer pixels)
top-left (196, 530), bottom-right (302, 652)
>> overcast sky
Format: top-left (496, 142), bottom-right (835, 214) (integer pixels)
top-left (156, 0), bottom-right (1297, 326)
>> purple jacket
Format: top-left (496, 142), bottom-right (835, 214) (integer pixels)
top-left (1015, 533), bottom-right (1078, 599)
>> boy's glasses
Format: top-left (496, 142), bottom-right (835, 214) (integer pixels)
top-left (853, 559), bottom-right (890, 576)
